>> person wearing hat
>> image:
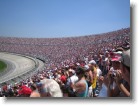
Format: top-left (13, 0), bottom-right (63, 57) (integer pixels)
top-left (107, 49), bottom-right (130, 97)
top-left (66, 68), bottom-right (78, 97)
top-left (120, 49), bottom-right (130, 84)
top-left (84, 65), bottom-right (93, 97)
top-left (88, 60), bottom-right (98, 97)
top-left (36, 78), bottom-right (63, 97)
top-left (115, 49), bottom-right (130, 97)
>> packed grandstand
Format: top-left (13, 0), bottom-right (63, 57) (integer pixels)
top-left (0, 28), bottom-right (130, 97)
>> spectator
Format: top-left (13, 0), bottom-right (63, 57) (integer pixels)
top-left (116, 49), bottom-right (130, 97)
top-left (37, 78), bottom-right (63, 97)
top-left (98, 76), bottom-right (108, 97)
top-left (107, 49), bottom-right (130, 97)
top-left (72, 67), bottom-right (88, 97)
top-left (66, 68), bottom-right (78, 97)
top-left (88, 60), bottom-right (98, 97)
top-left (0, 28), bottom-right (130, 97)
top-left (30, 84), bottom-right (40, 97)
top-left (84, 64), bottom-right (93, 97)
top-left (18, 85), bottom-right (32, 97)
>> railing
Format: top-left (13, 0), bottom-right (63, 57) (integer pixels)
top-left (0, 52), bottom-right (45, 85)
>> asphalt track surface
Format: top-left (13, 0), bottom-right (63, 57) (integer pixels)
top-left (0, 52), bottom-right (45, 84)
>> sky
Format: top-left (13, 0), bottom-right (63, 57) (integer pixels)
top-left (0, 0), bottom-right (130, 38)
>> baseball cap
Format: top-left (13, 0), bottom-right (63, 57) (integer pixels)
top-left (76, 63), bottom-right (80, 66)
top-left (89, 60), bottom-right (96, 65)
top-left (110, 51), bottom-right (122, 62)
top-left (68, 69), bottom-right (75, 74)
top-left (111, 54), bottom-right (121, 61)
top-left (84, 65), bottom-right (90, 71)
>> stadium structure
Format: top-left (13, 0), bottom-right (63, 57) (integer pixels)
top-left (0, 28), bottom-right (130, 88)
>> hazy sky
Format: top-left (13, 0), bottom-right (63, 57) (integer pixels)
top-left (0, 0), bottom-right (130, 38)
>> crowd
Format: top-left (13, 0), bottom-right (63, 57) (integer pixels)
top-left (0, 28), bottom-right (130, 97)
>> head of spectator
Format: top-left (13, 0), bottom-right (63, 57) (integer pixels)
top-left (120, 49), bottom-right (130, 85)
top-left (115, 47), bottom-right (125, 52)
top-left (88, 60), bottom-right (96, 69)
top-left (84, 65), bottom-right (90, 72)
top-left (75, 66), bottom-right (85, 79)
top-left (68, 68), bottom-right (75, 77)
top-left (30, 84), bottom-right (40, 97)
top-left (69, 63), bottom-right (76, 69)
top-left (110, 51), bottom-right (122, 70)
top-left (76, 62), bottom-right (80, 66)
top-left (39, 75), bottom-right (44, 80)
top-left (36, 78), bottom-right (63, 97)
top-left (18, 85), bottom-right (32, 97)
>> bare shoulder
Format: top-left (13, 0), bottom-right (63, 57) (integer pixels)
top-left (30, 92), bottom-right (40, 97)
top-left (75, 80), bottom-right (86, 87)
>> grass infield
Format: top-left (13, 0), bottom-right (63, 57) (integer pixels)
top-left (0, 60), bottom-right (7, 72)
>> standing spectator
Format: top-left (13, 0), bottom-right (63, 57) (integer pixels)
top-left (116, 49), bottom-right (130, 97)
top-left (88, 60), bottom-right (98, 97)
top-left (60, 71), bottom-right (67, 85)
top-left (107, 49), bottom-right (130, 97)
top-left (72, 67), bottom-right (88, 97)
top-left (66, 68), bottom-right (78, 97)
top-left (98, 76), bottom-right (108, 97)
top-left (96, 65), bottom-right (102, 79)
top-left (84, 64), bottom-right (93, 97)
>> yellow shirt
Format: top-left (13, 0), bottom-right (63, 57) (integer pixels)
top-left (92, 67), bottom-right (97, 89)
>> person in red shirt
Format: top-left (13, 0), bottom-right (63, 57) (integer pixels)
top-left (60, 71), bottom-right (67, 84)
top-left (18, 85), bottom-right (32, 97)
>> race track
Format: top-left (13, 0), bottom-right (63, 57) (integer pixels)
top-left (0, 52), bottom-right (45, 84)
